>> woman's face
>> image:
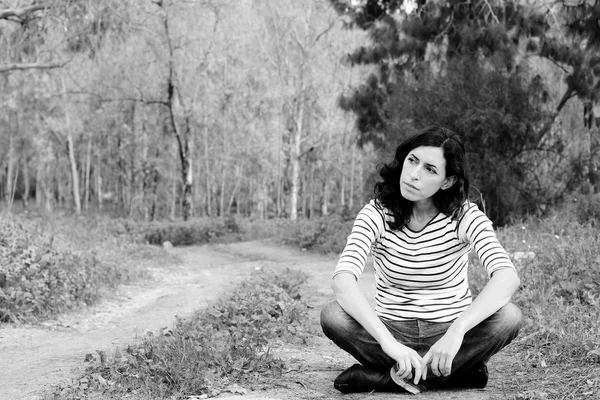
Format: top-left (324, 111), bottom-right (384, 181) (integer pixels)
top-left (399, 146), bottom-right (454, 203)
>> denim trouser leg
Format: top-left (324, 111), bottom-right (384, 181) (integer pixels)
top-left (320, 301), bottom-right (522, 379)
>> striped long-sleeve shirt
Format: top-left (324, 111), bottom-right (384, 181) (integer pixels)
top-left (333, 200), bottom-right (516, 323)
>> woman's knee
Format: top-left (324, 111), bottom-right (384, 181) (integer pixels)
top-left (496, 302), bottom-right (523, 339)
top-left (320, 301), bottom-right (341, 332)
top-left (320, 301), bottom-right (354, 339)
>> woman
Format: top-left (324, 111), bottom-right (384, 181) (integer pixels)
top-left (320, 126), bottom-right (522, 393)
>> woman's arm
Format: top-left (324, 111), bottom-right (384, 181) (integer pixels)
top-left (421, 205), bottom-right (520, 380)
top-left (420, 268), bottom-right (520, 379)
top-left (449, 268), bottom-right (520, 334)
top-left (332, 272), bottom-right (425, 383)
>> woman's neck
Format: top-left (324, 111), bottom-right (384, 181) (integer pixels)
top-left (411, 199), bottom-right (438, 220)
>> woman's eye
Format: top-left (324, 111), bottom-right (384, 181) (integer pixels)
top-left (408, 157), bottom-right (416, 164)
top-left (427, 167), bottom-right (437, 174)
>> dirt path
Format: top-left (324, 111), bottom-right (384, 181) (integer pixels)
top-left (0, 240), bottom-right (519, 400)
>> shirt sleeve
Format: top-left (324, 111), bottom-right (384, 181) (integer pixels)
top-left (332, 200), bottom-right (386, 280)
top-left (458, 203), bottom-right (516, 277)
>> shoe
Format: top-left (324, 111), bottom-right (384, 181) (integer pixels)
top-left (443, 361), bottom-right (488, 389)
top-left (334, 363), bottom-right (419, 394)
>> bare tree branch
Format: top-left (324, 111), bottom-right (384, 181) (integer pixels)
top-left (314, 16), bottom-right (337, 44)
top-left (0, 4), bottom-right (48, 21)
top-left (43, 89), bottom-right (169, 106)
top-left (0, 61), bottom-right (67, 73)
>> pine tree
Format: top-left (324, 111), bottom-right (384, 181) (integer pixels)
top-left (330, 0), bottom-right (600, 222)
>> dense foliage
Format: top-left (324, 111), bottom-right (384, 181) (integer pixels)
top-left (0, 214), bottom-right (161, 322)
top-left (0, 218), bottom-right (117, 322)
top-left (384, 58), bottom-right (553, 223)
top-left (330, 0), bottom-right (600, 224)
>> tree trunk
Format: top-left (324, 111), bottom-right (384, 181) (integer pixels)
top-left (340, 171), bottom-right (346, 208)
top-left (83, 133), bottom-right (92, 211)
top-left (289, 99), bottom-right (304, 221)
top-left (150, 148), bottom-right (160, 221)
top-left (227, 164), bottom-right (242, 215)
top-left (358, 154), bottom-right (364, 206)
top-left (170, 167), bottom-right (177, 220)
top-left (62, 75), bottom-right (81, 214)
top-left (321, 178), bottom-right (328, 217)
top-left (158, 1), bottom-right (193, 221)
top-left (66, 131), bottom-right (81, 214)
top-left (97, 159), bottom-right (103, 210)
top-left (219, 164), bottom-right (226, 216)
top-left (309, 164), bottom-right (314, 219)
top-left (5, 132), bottom-right (15, 206)
top-left (203, 112), bottom-right (211, 217)
top-left (22, 157), bottom-right (30, 208)
top-left (181, 139), bottom-right (193, 219)
top-left (43, 168), bottom-right (52, 212)
top-left (35, 162), bottom-right (42, 208)
top-left (349, 142), bottom-right (356, 209)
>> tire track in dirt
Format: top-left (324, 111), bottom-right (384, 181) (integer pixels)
top-left (0, 244), bottom-right (266, 400)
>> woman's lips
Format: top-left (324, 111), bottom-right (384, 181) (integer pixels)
top-left (404, 182), bottom-right (419, 191)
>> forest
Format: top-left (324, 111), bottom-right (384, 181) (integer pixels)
top-left (0, 0), bottom-right (598, 225)
top-left (2, 2), bottom-right (600, 399)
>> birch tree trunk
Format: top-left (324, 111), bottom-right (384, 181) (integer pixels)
top-left (349, 142), bottom-right (356, 209)
top-left (22, 157), bottom-right (29, 208)
top-left (170, 169), bottom-right (177, 220)
top-left (289, 98), bottom-right (304, 221)
top-left (65, 121), bottom-right (82, 214)
top-left (61, 76), bottom-right (82, 214)
top-left (83, 133), bottom-right (92, 211)
top-left (321, 179), bottom-right (329, 216)
top-left (227, 164), bottom-right (242, 214)
top-left (35, 162), bottom-right (42, 208)
top-left (5, 132), bottom-right (15, 206)
top-left (203, 111), bottom-right (211, 217)
top-left (96, 158), bottom-right (103, 210)
top-left (219, 164), bottom-right (226, 217)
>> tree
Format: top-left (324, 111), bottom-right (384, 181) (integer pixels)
top-left (329, 0), bottom-right (600, 222)
top-left (258, 0), bottom-right (358, 220)
top-left (1, 0), bottom-right (373, 219)
top-left (1, 1), bottom-right (125, 213)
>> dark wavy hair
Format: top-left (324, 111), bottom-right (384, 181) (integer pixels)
top-left (374, 126), bottom-right (470, 230)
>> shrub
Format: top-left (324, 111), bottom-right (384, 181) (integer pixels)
top-left (142, 218), bottom-right (237, 246)
top-left (0, 218), bottom-right (121, 322)
top-left (282, 214), bottom-right (353, 255)
top-left (574, 192), bottom-right (600, 226)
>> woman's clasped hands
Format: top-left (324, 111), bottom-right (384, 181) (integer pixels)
top-left (385, 329), bottom-right (465, 385)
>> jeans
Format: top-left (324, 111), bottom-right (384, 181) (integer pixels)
top-left (320, 301), bottom-right (522, 383)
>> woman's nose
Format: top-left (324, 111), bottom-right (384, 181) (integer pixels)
top-left (410, 167), bottom-right (420, 180)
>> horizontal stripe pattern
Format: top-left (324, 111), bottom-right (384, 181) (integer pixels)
top-left (333, 200), bottom-right (516, 322)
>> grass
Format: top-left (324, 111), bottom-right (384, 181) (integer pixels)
top-left (463, 203), bottom-right (600, 399)
top-left (493, 213), bottom-right (600, 400)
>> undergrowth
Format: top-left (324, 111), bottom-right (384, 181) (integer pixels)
top-left (0, 214), bottom-right (156, 323)
top-left (140, 213), bottom-right (354, 255)
top-left (50, 267), bottom-right (309, 399)
top-left (496, 212), bottom-right (600, 399)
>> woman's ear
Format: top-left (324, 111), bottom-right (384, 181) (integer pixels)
top-left (441, 176), bottom-right (458, 190)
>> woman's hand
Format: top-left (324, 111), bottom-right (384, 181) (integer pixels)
top-left (420, 329), bottom-right (464, 380)
top-left (381, 340), bottom-right (424, 384)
